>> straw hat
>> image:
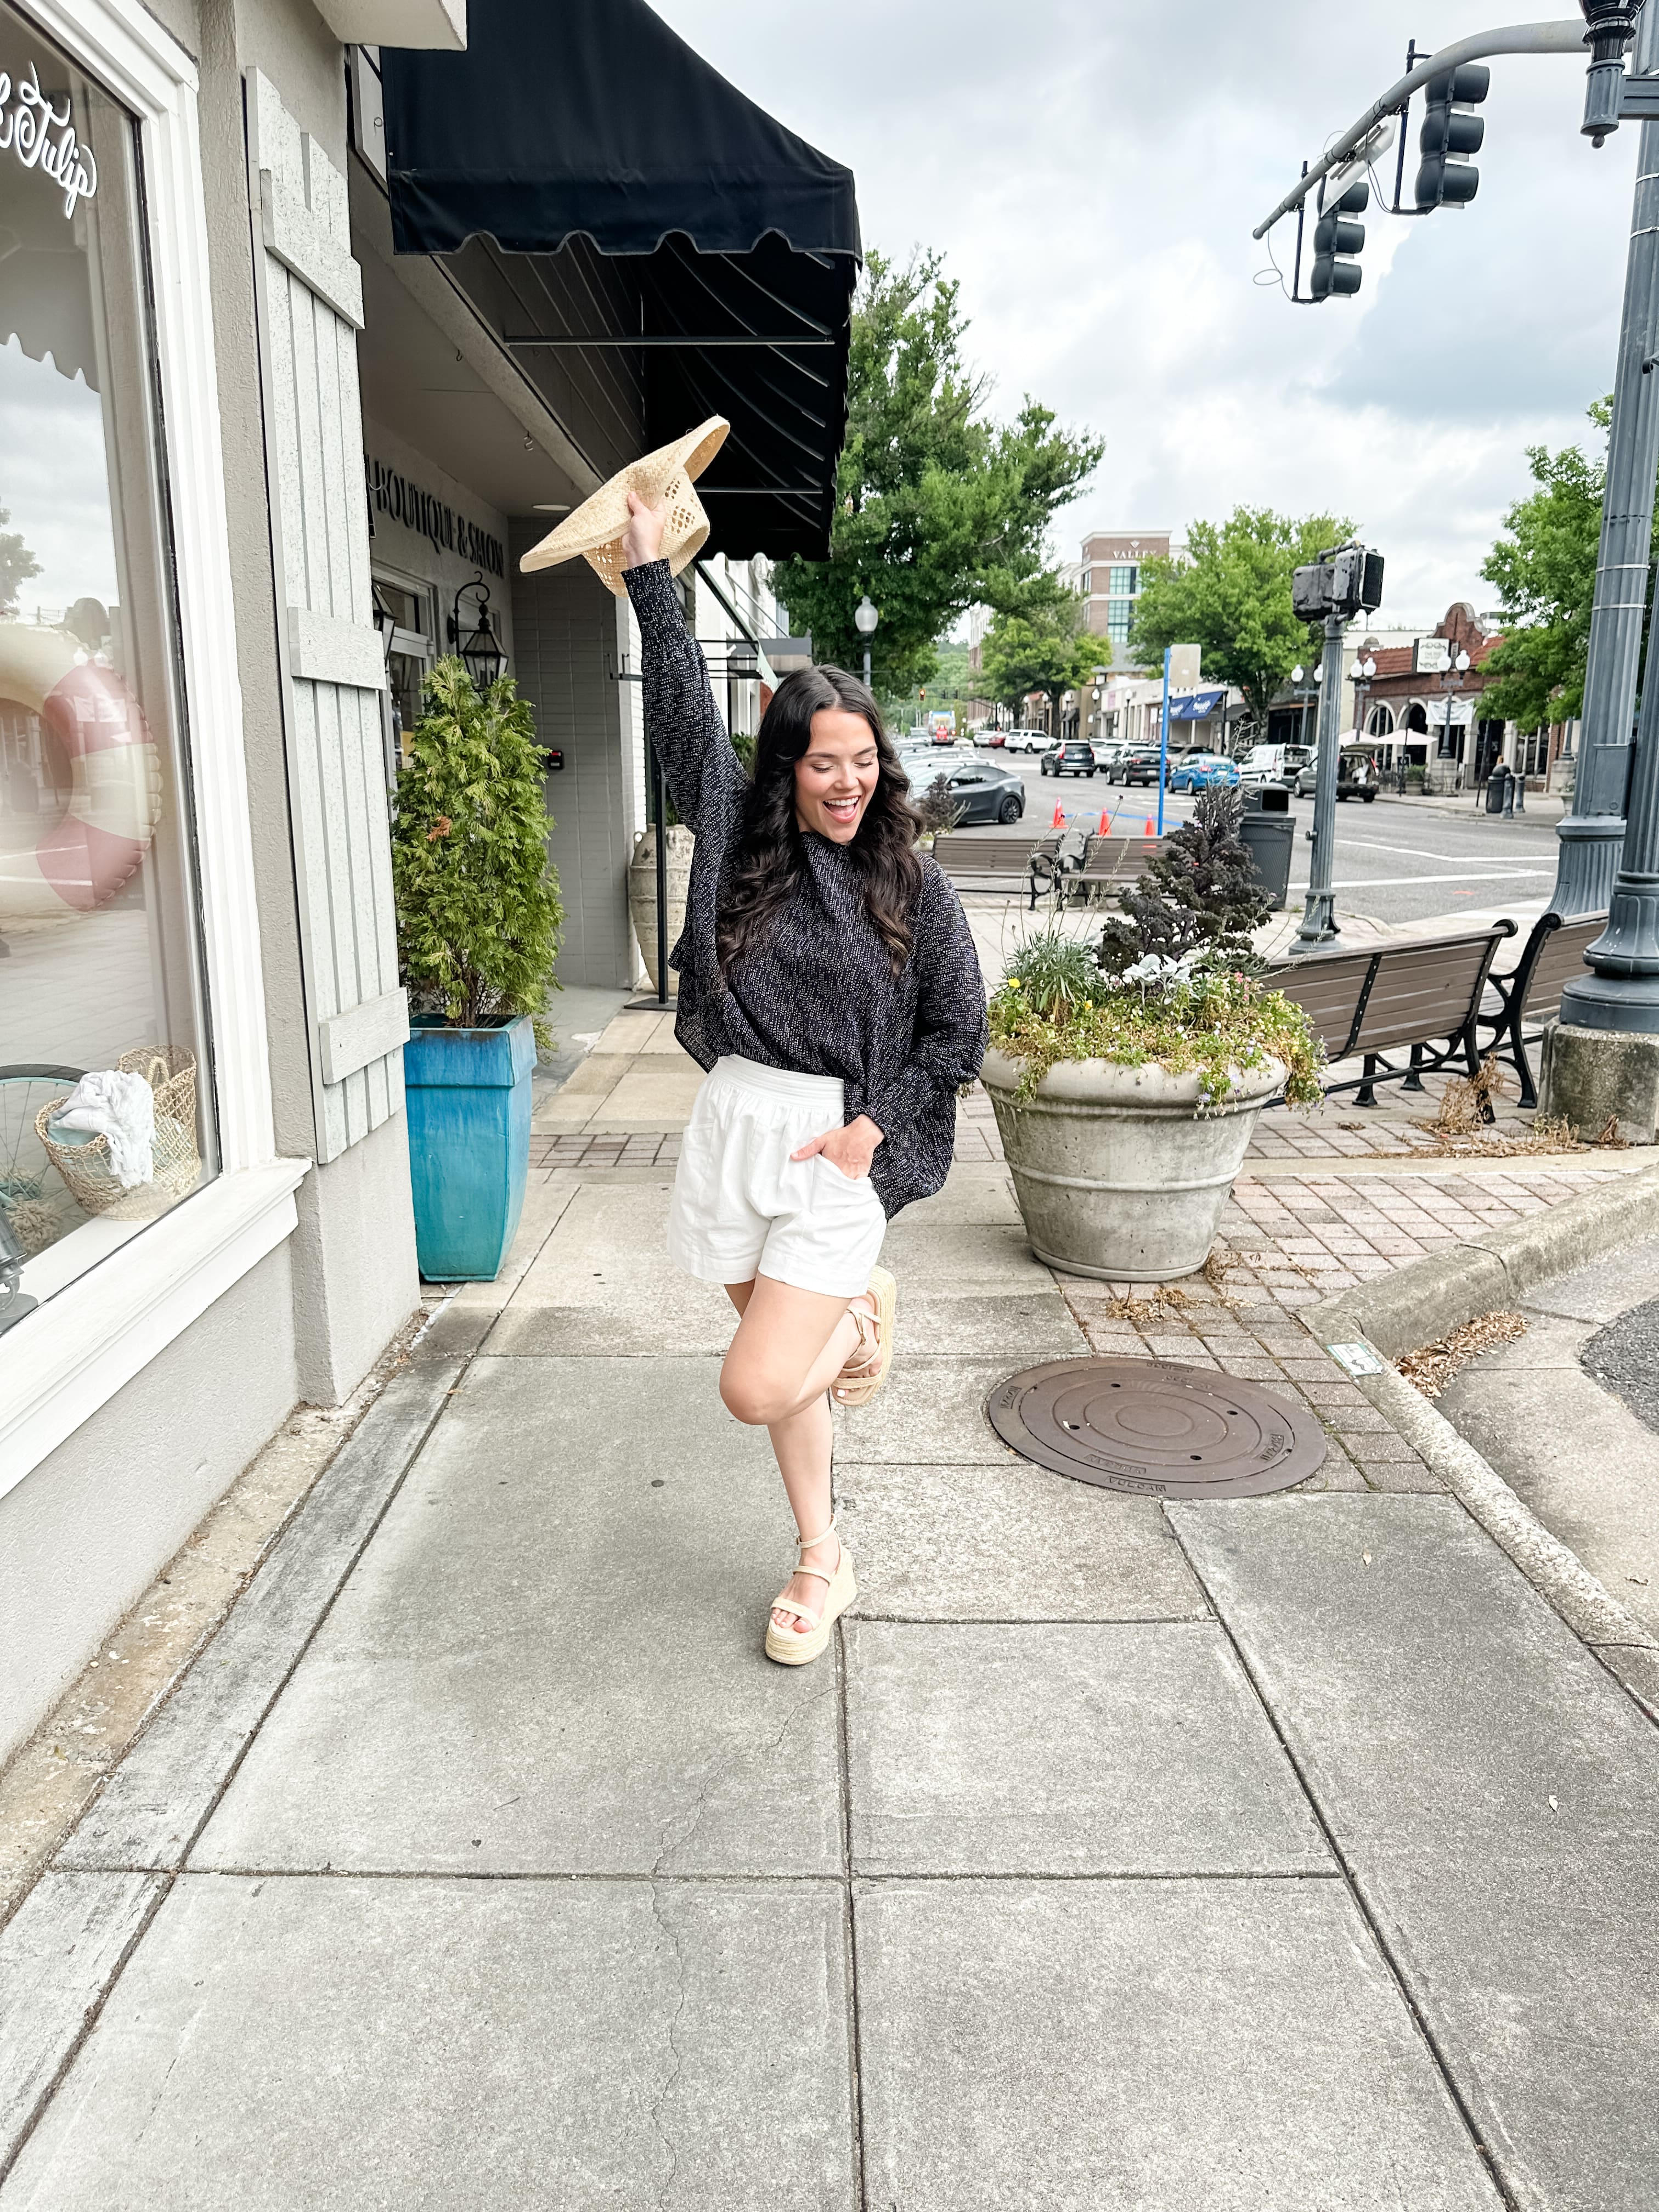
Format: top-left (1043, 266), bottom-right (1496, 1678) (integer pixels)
top-left (520, 416), bottom-right (730, 597)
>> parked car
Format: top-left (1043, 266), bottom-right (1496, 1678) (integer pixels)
top-left (1040, 740), bottom-right (1098, 777)
top-left (1108, 746), bottom-right (1166, 787)
top-left (1165, 753), bottom-right (1241, 793)
top-left (1294, 747), bottom-right (1380, 803)
top-left (904, 753), bottom-right (1026, 825)
top-left (979, 726), bottom-right (1006, 748)
top-left (1002, 727), bottom-right (1049, 755)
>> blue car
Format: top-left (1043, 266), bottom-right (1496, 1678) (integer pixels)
top-left (1165, 754), bottom-right (1240, 793)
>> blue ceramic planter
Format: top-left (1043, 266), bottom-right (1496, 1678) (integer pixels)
top-left (404, 1015), bottom-right (537, 1280)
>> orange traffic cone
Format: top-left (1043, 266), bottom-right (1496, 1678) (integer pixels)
top-left (1144, 816), bottom-right (1155, 837)
top-left (1052, 802), bottom-right (1065, 827)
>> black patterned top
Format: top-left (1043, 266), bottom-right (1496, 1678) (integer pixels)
top-left (626, 560), bottom-right (987, 1217)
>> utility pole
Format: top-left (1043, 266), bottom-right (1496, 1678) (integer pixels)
top-left (1290, 541), bottom-right (1385, 952)
top-left (1551, 0), bottom-right (1659, 919)
top-left (1296, 610), bottom-right (1350, 949)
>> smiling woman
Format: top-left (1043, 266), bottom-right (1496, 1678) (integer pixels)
top-left (614, 485), bottom-right (986, 1666)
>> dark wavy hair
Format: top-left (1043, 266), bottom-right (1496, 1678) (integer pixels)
top-left (716, 664), bottom-right (924, 978)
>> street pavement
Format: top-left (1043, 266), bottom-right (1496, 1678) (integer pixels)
top-left (984, 755), bottom-right (1567, 930)
top-left (4, 1114), bottom-right (1658, 2206)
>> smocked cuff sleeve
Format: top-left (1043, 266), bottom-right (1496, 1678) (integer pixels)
top-left (624, 558), bottom-right (747, 836)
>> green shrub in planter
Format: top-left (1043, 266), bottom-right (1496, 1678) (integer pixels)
top-left (392, 657), bottom-right (562, 1036)
top-left (391, 657), bottom-right (562, 1279)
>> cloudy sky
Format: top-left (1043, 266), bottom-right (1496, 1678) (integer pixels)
top-left (655, 0), bottom-right (1639, 629)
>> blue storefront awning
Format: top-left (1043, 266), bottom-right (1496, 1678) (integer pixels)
top-left (1167, 686), bottom-right (1228, 721)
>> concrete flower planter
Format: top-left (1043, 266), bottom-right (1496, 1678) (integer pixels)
top-left (981, 1046), bottom-right (1284, 1283)
top-left (628, 823), bottom-right (695, 996)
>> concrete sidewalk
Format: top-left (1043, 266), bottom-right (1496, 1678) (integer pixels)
top-left (4, 1136), bottom-right (1659, 2207)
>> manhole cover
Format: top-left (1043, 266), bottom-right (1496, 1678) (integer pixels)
top-left (986, 1357), bottom-right (1327, 1499)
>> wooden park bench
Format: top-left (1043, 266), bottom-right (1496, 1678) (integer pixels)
top-left (1059, 833), bottom-right (1174, 908)
top-left (1477, 910), bottom-right (1608, 1107)
top-left (931, 831), bottom-right (1060, 910)
top-left (1263, 922), bottom-right (1518, 1107)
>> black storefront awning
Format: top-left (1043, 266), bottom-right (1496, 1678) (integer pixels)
top-left (379, 0), bottom-right (861, 560)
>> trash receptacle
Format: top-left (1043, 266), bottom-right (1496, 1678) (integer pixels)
top-left (1238, 804), bottom-right (1294, 911)
top-left (1485, 766), bottom-right (1510, 814)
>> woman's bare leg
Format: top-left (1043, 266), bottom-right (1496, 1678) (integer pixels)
top-left (721, 1274), bottom-right (878, 1637)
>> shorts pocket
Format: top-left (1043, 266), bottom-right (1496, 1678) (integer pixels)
top-left (811, 1152), bottom-right (880, 1214)
top-left (816, 1153), bottom-right (868, 1185)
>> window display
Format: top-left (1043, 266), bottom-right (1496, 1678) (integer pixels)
top-left (0, 3), bottom-right (217, 1325)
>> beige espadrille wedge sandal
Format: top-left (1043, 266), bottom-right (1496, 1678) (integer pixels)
top-left (833, 1267), bottom-right (896, 1408)
top-left (764, 1516), bottom-right (856, 1667)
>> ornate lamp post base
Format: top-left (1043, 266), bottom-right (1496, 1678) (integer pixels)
top-left (1551, 811), bottom-right (1628, 922)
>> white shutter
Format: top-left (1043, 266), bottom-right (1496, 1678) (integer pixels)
top-left (246, 71), bottom-right (408, 1164)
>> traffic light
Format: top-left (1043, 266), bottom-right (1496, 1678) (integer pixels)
top-left (1310, 178), bottom-right (1367, 300)
top-left (1415, 64), bottom-right (1489, 209)
top-left (1291, 543), bottom-right (1386, 622)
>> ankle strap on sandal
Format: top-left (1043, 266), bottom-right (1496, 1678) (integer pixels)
top-left (794, 1514), bottom-right (836, 1558)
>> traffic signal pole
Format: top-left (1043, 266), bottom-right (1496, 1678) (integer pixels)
top-left (1551, 0), bottom-right (1659, 923)
top-left (1295, 611), bottom-right (1349, 950)
top-left (1254, 22), bottom-right (1590, 243)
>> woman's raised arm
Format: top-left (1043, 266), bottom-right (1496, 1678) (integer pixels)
top-left (622, 492), bottom-right (746, 838)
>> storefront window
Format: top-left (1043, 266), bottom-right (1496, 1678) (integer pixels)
top-left (0, 4), bottom-right (217, 1322)
top-left (373, 574), bottom-right (432, 768)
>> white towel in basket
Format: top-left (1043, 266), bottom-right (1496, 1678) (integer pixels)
top-left (53, 1069), bottom-right (156, 1189)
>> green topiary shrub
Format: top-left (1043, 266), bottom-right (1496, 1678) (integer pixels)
top-left (1097, 786), bottom-right (1269, 977)
top-left (391, 656), bottom-right (562, 1042)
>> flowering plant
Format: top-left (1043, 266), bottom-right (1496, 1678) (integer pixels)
top-left (988, 786), bottom-right (1323, 1109)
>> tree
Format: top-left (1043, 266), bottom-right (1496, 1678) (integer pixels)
top-left (1097, 785), bottom-right (1270, 977)
top-left (771, 249), bottom-right (1103, 697)
top-left (0, 505), bottom-right (41, 617)
top-left (391, 658), bottom-right (562, 1039)
top-left (1476, 401), bottom-right (1609, 732)
top-left (979, 588), bottom-right (1105, 733)
top-left (1129, 506), bottom-right (1350, 726)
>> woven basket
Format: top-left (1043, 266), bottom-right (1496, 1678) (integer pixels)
top-left (36, 1048), bottom-right (201, 1222)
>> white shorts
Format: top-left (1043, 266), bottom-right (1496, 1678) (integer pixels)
top-left (668, 1056), bottom-right (887, 1297)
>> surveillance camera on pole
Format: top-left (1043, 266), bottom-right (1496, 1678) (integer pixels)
top-left (1289, 542), bottom-right (1386, 954)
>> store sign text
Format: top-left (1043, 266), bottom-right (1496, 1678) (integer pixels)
top-left (0, 66), bottom-right (98, 221)
top-left (365, 458), bottom-right (504, 578)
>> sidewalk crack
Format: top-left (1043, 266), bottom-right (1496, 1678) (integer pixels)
top-left (645, 1882), bottom-right (689, 2208)
top-left (651, 1689), bottom-right (825, 1875)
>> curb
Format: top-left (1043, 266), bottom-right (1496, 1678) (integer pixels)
top-left (1306, 1164), bottom-right (1659, 1707)
top-left (1311, 1155), bottom-right (1659, 1361)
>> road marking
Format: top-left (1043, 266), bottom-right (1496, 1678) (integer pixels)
top-left (1299, 871), bottom-right (1555, 889)
top-left (1334, 838), bottom-right (1558, 862)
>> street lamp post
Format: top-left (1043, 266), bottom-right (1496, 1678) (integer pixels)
top-left (1290, 664), bottom-right (1314, 758)
top-left (1352, 653), bottom-right (1377, 750)
top-left (1431, 650), bottom-right (1471, 794)
top-left (1549, 0), bottom-right (1659, 918)
top-left (854, 592), bottom-right (878, 694)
